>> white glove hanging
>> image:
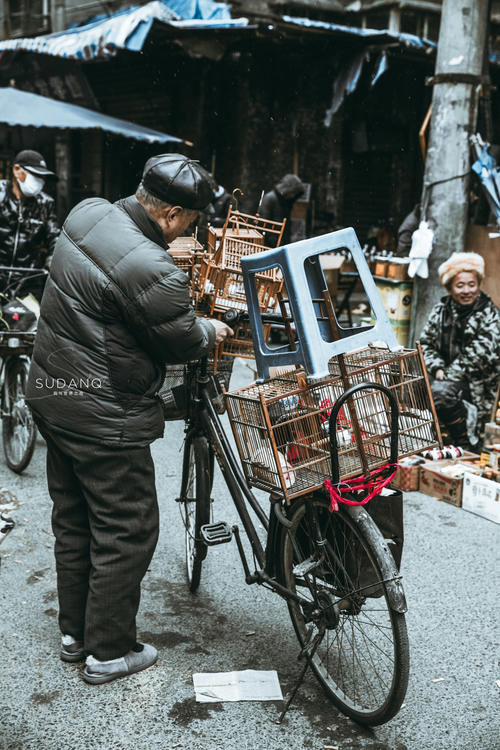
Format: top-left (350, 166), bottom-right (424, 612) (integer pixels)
top-left (408, 221), bottom-right (434, 279)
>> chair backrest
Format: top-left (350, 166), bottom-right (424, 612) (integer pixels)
top-left (240, 227), bottom-right (400, 381)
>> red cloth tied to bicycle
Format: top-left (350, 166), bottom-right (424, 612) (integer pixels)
top-left (324, 464), bottom-right (399, 512)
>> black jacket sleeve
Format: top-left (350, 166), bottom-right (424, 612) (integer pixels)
top-left (124, 267), bottom-right (216, 364)
top-left (41, 196), bottom-right (60, 255)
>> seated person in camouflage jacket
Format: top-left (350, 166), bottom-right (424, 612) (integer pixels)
top-left (0, 149), bottom-right (59, 299)
top-left (420, 252), bottom-right (500, 451)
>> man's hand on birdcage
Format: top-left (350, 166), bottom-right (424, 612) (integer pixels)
top-left (209, 319), bottom-right (234, 344)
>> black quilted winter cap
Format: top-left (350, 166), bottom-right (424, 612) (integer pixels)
top-left (142, 153), bottom-right (215, 210)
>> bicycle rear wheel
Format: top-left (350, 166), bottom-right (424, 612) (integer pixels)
top-left (179, 435), bottom-right (212, 592)
top-left (2, 357), bottom-right (37, 474)
top-left (279, 493), bottom-right (409, 725)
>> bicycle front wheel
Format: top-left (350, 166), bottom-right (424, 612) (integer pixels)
top-left (179, 435), bottom-right (212, 592)
top-left (279, 493), bottom-right (409, 725)
top-left (2, 357), bottom-right (37, 474)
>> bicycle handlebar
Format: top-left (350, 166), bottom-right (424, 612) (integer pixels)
top-left (222, 309), bottom-right (285, 327)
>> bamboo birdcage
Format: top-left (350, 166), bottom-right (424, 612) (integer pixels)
top-left (225, 345), bottom-right (441, 503)
top-left (194, 208), bottom-right (286, 316)
top-left (213, 321), bottom-right (273, 362)
top-left (168, 236), bottom-right (204, 281)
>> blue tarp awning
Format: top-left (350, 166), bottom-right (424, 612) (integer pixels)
top-left (281, 15), bottom-right (435, 50)
top-left (0, 0), bottom-right (433, 62)
top-left (0, 87), bottom-right (186, 143)
top-left (0, 0), bottom-right (249, 61)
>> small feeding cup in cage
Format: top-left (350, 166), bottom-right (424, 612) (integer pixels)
top-left (252, 448), bottom-right (296, 489)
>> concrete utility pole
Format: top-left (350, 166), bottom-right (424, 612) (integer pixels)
top-left (412, 0), bottom-right (490, 341)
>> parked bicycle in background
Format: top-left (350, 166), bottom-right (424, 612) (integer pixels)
top-left (0, 266), bottom-right (47, 472)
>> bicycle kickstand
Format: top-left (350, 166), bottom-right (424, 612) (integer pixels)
top-left (277, 623), bottom-right (325, 724)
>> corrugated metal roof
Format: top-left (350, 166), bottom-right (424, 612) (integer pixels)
top-left (0, 0), bottom-right (249, 61)
top-left (281, 15), bottom-right (434, 48)
top-left (0, 0), bottom-right (434, 62)
top-left (0, 87), bottom-right (186, 143)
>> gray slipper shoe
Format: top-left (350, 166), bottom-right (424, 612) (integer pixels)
top-left (83, 642), bottom-right (158, 685)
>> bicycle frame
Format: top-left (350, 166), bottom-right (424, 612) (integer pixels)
top-left (184, 360), bottom-right (314, 608)
top-left (184, 359), bottom-right (406, 613)
top-left (0, 266), bottom-right (45, 472)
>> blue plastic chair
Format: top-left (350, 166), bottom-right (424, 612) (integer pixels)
top-left (241, 227), bottom-right (400, 381)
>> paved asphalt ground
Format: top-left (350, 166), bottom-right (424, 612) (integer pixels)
top-left (0, 359), bottom-right (498, 750)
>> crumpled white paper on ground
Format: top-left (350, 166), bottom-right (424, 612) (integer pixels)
top-left (193, 670), bottom-right (283, 702)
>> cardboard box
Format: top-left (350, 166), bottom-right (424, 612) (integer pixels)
top-left (419, 461), bottom-right (464, 506)
top-left (462, 473), bottom-right (500, 524)
top-left (484, 422), bottom-right (500, 443)
top-left (418, 456), bottom-right (481, 507)
top-left (482, 445), bottom-right (500, 472)
top-left (390, 463), bottom-right (421, 492)
top-left (387, 259), bottom-right (410, 281)
top-left (374, 258), bottom-right (388, 277)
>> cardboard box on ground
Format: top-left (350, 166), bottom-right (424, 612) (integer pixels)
top-left (390, 452), bottom-right (481, 502)
top-left (390, 461), bottom-right (422, 492)
top-left (462, 473), bottom-right (500, 524)
top-left (478, 383), bottom-right (500, 475)
top-left (418, 455), bottom-right (481, 507)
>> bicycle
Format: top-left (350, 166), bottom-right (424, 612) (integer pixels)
top-left (0, 266), bottom-right (47, 473)
top-left (170, 312), bottom-right (410, 726)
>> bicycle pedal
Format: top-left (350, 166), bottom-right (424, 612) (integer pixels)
top-left (200, 522), bottom-right (233, 545)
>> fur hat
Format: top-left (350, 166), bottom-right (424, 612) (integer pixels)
top-left (438, 252), bottom-right (485, 287)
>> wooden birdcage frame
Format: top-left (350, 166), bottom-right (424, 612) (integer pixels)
top-left (225, 344), bottom-right (441, 503)
top-left (194, 208), bottom-right (286, 313)
top-left (215, 320), bottom-right (273, 361)
top-left (207, 208), bottom-right (286, 256)
top-left (198, 267), bottom-right (282, 317)
top-left (168, 236), bottom-right (204, 281)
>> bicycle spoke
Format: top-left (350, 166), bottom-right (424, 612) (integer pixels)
top-left (280, 494), bottom-right (409, 724)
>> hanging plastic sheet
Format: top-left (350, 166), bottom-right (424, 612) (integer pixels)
top-left (324, 50), bottom-right (389, 126)
top-left (471, 134), bottom-right (500, 226)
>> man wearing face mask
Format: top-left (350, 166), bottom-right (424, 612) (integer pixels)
top-left (0, 149), bottom-right (59, 298)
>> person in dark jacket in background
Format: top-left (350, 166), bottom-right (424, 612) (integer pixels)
top-left (195, 177), bottom-right (232, 245)
top-left (396, 202), bottom-right (420, 256)
top-left (259, 173), bottom-right (305, 245)
top-left (0, 149), bottom-right (59, 298)
top-left (209, 181), bottom-right (232, 227)
top-left (420, 251), bottom-right (500, 451)
top-left (26, 154), bottom-right (233, 685)
top-left (397, 191), bottom-right (480, 256)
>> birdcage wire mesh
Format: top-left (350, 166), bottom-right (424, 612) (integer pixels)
top-left (216, 321), bottom-right (272, 360)
top-left (195, 265), bottom-right (281, 316)
top-left (225, 345), bottom-right (440, 502)
top-left (168, 236), bottom-right (204, 280)
top-left (194, 209), bottom-right (285, 315)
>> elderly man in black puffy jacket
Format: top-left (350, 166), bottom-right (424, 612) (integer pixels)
top-left (26, 154), bottom-right (233, 684)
